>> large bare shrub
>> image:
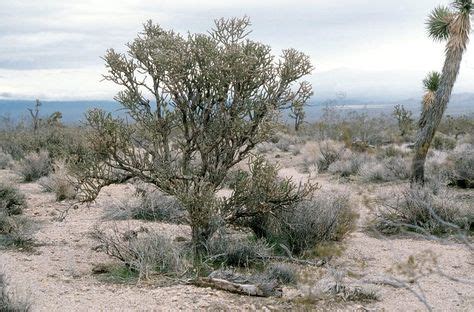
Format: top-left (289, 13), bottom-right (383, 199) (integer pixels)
top-left (73, 17), bottom-right (313, 264)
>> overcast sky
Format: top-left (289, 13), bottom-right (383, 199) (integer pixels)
top-left (1, 0), bottom-right (473, 101)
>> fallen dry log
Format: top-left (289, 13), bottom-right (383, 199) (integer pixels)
top-left (192, 277), bottom-right (283, 297)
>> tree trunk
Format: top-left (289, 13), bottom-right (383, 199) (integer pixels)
top-left (411, 42), bottom-right (465, 184)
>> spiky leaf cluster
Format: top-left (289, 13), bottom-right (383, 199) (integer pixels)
top-left (426, 6), bottom-right (453, 41)
top-left (423, 71), bottom-right (441, 92)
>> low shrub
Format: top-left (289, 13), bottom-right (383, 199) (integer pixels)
top-left (432, 133), bottom-right (456, 151)
top-left (268, 192), bottom-right (356, 256)
top-left (0, 213), bottom-right (35, 251)
top-left (447, 146), bottom-right (474, 188)
top-left (359, 156), bottom-right (410, 183)
top-left (317, 141), bottom-right (343, 172)
top-left (373, 185), bottom-right (473, 235)
top-left (17, 150), bottom-right (51, 182)
top-left (264, 263), bottom-right (297, 285)
top-left (104, 191), bottom-right (187, 224)
top-left (91, 227), bottom-right (187, 278)
top-left (0, 184), bottom-right (27, 216)
top-left (0, 152), bottom-right (13, 169)
top-left (206, 233), bottom-right (271, 268)
top-left (328, 152), bottom-right (369, 177)
top-left (38, 161), bottom-right (77, 201)
top-left (0, 270), bottom-right (31, 312)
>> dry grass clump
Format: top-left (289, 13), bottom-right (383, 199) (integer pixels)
top-left (91, 226), bottom-right (187, 279)
top-left (328, 150), bottom-right (369, 177)
top-left (373, 185), bottom-right (473, 235)
top-left (104, 190), bottom-right (187, 224)
top-left (0, 213), bottom-right (35, 251)
top-left (264, 263), bottom-right (297, 285)
top-left (0, 270), bottom-right (31, 312)
top-left (298, 268), bottom-right (378, 305)
top-left (446, 145), bottom-right (473, 188)
top-left (0, 184), bottom-right (26, 216)
top-left (206, 232), bottom-right (272, 268)
top-left (38, 161), bottom-right (77, 201)
top-left (317, 141), bottom-right (343, 172)
top-left (432, 133), bottom-right (456, 151)
top-left (359, 156), bottom-right (410, 183)
top-left (268, 192), bottom-right (356, 256)
top-left (0, 151), bottom-right (13, 170)
top-left (17, 150), bottom-right (51, 182)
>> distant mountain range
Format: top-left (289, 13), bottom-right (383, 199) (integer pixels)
top-left (0, 93), bottom-right (473, 124)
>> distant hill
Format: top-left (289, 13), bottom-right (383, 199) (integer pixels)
top-left (0, 100), bottom-right (120, 124)
top-left (0, 93), bottom-right (473, 124)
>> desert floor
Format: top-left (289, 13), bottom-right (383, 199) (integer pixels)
top-left (1, 166), bottom-right (472, 312)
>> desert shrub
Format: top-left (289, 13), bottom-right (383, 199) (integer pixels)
top-left (317, 141), bottom-right (342, 172)
top-left (0, 184), bottom-right (27, 216)
top-left (264, 263), bottom-right (297, 285)
top-left (432, 133), bottom-right (456, 151)
top-left (0, 152), bottom-right (13, 170)
top-left (0, 270), bottom-right (31, 312)
top-left (373, 185), bottom-right (473, 235)
top-left (223, 157), bottom-right (315, 239)
top-left (376, 145), bottom-right (408, 159)
top-left (268, 192), bottom-right (356, 256)
top-left (359, 156), bottom-right (410, 183)
top-left (328, 151), bottom-right (369, 177)
top-left (91, 227), bottom-right (186, 278)
top-left (38, 161), bottom-right (76, 201)
top-left (134, 191), bottom-right (187, 223)
top-left (0, 213), bottom-right (35, 251)
top-left (17, 150), bottom-right (51, 182)
top-left (104, 191), bottom-right (187, 224)
top-left (206, 232), bottom-right (271, 268)
top-left (446, 146), bottom-right (474, 188)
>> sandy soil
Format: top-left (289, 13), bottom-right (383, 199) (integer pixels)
top-left (1, 167), bottom-right (473, 311)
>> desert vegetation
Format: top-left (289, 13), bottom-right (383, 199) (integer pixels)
top-left (0, 1), bottom-right (473, 311)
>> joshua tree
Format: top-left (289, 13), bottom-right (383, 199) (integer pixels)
top-left (411, 0), bottom-right (472, 184)
top-left (392, 104), bottom-right (414, 137)
top-left (27, 99), bottom-right (41, 135)
top-left (74, 17), bottom-right (313, 264)
top-left (289, 81), bottom-right (312, 131)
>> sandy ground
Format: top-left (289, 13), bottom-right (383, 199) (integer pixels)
top-left (1, 167), bottom-right (473, 311)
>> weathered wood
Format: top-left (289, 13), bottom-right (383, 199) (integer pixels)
top-left (192, 277), bottom-right (282, 297)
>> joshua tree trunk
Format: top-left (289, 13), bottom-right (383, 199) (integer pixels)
top-left (411, 1), bottom-right (472, 184)
top-left (411, 46), bottom-right (464, 184)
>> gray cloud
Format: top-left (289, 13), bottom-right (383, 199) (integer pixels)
top-left (1, 0), bottom-right (472, 100)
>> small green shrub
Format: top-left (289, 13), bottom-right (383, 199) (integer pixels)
top-left (0, 184), bottom-right (27, 216)
top-left (17, 151), bottom-right (51, 182)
